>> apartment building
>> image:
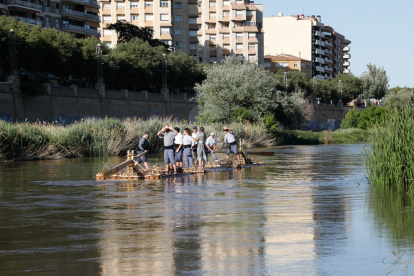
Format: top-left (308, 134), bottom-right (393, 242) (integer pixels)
top-left (0, 0), bottom-right (100, 37)
top-left (99, 0), bottom-right (264, 64)
top-left (263, 13), bottom-right (350, 80)
top-left (264, 54), bottom-right (311, 76)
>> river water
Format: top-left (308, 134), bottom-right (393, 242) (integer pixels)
top-left (1, 144), bottom-right (414, 275)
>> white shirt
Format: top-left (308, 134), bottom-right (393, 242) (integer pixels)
top-left (224, 131), bottom-right (236, 144)
top-left (192, 131), bottom-right (198, 145)
top-left (183, 135), bottom-right (196, 146)
top-left (206, 136), bottom-right (217, 148)
top-left (174, 133), bottom-right (183, 144)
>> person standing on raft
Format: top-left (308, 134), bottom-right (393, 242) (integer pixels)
top-left (157, 125), bottom-right (177, 174)
top-left (134, 131), bottom-right (150, 171)
top-left (183, 128), bottom-right (196, 168)
top-left (205, 132), bottom-right (219, 162)
top-left (222, 127), bottom-right (241, 164)
top-left (173, 127), bottom-right (183, 170)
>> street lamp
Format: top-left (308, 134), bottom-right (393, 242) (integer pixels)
top-left (283, 71), bottom-right (288, 92)
top-left (96, 44), bottom-right (103, 83)
top-left (338, 80), bottom-right (343, 101)
top-left (162, 53), bottom-right (168, 89)
top-left (9, 29), bottom-right (17, 75)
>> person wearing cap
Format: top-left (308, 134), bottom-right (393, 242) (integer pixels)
top-left (195, 126), bottom-right (207, 167)
top-left (192, 126), bottom-right (198, 160)
top-left (157, 125), bottom-right (177, 174)
top-left (182, 128), bottom-right (196, 168)
top-left (205, 132), bottom-right (219, 162)
top-left (222, 126), bottom-right (241, 163)
top-left (173, 127), bottom-right (183, 169)
top-left (134, 131), bottom-right (150, 171)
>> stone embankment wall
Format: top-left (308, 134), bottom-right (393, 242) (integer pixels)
top-left (0, 81), bottom-right (198, 123)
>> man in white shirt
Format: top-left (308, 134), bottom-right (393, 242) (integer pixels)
top-left (173, 127), bottom-right (183, 169)
top-left (222, 127), bottom-right (241, 163)
top-left (205, 132), bottom-right (219, 162)
top-left (192, 126), bottom-right (198, 160)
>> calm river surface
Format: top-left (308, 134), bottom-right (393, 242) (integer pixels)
top-left (1, 144), bottom-right (414, 275)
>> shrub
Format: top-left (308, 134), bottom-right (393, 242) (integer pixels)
top-left (341, 107), bottom-right (361, 129)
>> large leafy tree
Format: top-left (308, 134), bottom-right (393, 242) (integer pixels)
top-left (332, 73), bottom-right (363, 103)
top-left (360, 63), bottom-right (389, 99)
top-left (383, 87), bottom-right (414, 110)
top-left (107, 21), bottom-right (168, 49)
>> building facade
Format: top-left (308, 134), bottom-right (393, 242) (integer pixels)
top-left (263, 13), bottom-right (350, 80)
top-left (264, 54), bottom-right (312, 76)
top-left (98, 0), bottom-right (264, 64)
top-left (0, 0), bottom-right (100, 37)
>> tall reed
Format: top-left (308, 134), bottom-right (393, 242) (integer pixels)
top-left (0, 117), bottom-right (275, 161)
top-left (364, 107), bottom-right (414, 195)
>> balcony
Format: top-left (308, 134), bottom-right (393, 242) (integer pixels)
top-left (314, 48), bottom-right (324, 55)
top-left (61, 24), bottom-right (100, 36)
top-left (316, 75), bottom-right (325, 81)
top-left (7, 0), bottom-right (42, 11)
top-left (62, 0), bottom-right (99, 8)
top-left (343, 54), bottom-right (351, 59)
top-left (315, 66), bottom-right (325, 73)
top-left (61, 9), bottom-right (99, 21)
top-left (315, 57), bottom-right (325, 64)
top-left (324, 41), bottom-right (333, 47)
top-left (344, 61), bottom-right (350, 67)
top-left (325, 66), bottom-right (333, 71)
top-left (313, 31), bottom-right (321, 37)
top-left (223, 49), bottom-right (231, 55)
top-left (218, 28), bottom-right (230, 33)
top-left (344, 69), bottom-right (350, 74)
top-left (314, 40), bottom-right (325, 46)
top-left (343, 46), bottom-right (350, 52)
top-left (344, 39), bottom-right (351, 44)
top-left (325, 58), bottom-right (333, 63)
top-left (14, 16), bottom-right (42, 25)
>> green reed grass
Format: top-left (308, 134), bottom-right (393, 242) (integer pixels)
top-left (0, 117), bottom-right (275, 161)
top-left (364, 107), bottom-right (414, 195)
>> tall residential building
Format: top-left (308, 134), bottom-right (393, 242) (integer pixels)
top-left (263, 13), bottom-right (351, 80)
top-left (99, 0), bottom-right (264, 64)
top-left (0, 0), bottom-right (100, 38)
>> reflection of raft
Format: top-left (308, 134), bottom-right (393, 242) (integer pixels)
top-left (96, 140), bottom-right (266, 181)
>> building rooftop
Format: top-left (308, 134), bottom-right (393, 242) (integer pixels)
top-left (264, 54), bottom-right (311, 62)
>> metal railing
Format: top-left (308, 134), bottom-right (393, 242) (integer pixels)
top-left (61, 9), bottom-right (99, 21)
top-left (68, 0), bottom-right (98, 7)
top-left (14, 16), bottom-right (42, 25)
top-left (7, 0), bottom-right (42, 10)
top-left (61, 24), bottom-right (100, 35)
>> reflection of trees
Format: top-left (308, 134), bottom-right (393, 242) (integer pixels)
top-left (369, 186), bottom-right (414, 249)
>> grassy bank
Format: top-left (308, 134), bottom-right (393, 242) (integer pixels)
top-left (0, 117), bottom-right (275, 161)
top-left (364, 107), bottom-right (414, 195)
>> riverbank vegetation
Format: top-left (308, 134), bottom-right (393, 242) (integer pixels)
top-left (364, 107), bottom-right (414, 195)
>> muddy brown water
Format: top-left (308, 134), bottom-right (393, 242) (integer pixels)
top-left (0, 144), bottom-right (413, 275)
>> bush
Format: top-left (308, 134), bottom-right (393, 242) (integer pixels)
top-left (364, 107), bottom-right (414, 195)
top-left (341, 105), bottom-right (388, 130)
top-left (341, 107), bottom-right (361, 129)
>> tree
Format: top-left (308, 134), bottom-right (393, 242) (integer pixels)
top-left (195, 56), bottom-right (277, 123)
top-left (360, 63), bottom-right (389, 99)
top-left (333, 73), bottom-right (363, 103)
top-left (107, 21), bottom-right (168, 48)
top-left (383, 87), bottom-right (414, 110)
top-left (274, 70), bottom-right (312, 95)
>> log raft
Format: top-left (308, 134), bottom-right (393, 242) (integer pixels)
top-left (96, 140), bottom-right (267, 181)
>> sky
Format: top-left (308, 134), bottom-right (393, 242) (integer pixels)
top-left (260, 0), bottom-right (413, 88)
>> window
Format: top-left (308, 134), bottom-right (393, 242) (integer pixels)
top-left (223, 11), bottom-right (230, 17)
top-left (103, 16), bottom-right (111, 22)
top-left (236, 0), bottom-right (243, 3)
top-left (103, 3), bottom-right (110, 9)
top-left (145, 1), bottom-right (153, 7)
top-left (160, 14), bottom-right (169, 21)
top-left (175, 15), bottom-right (182, 22)
top-left (131, 15), bottom-right (139, 21)
top-left (190, 43), bottom-right (197, 49)
top-left (103, 29), bottom-right (111, 35)
top-left (236, 33), bottom-right (243, 38)
top-left (175, 28), bottom-right (182, 35)
top-left (236, 44), bottom-right (243, 49)
top-left (209, 57), bottom-right (217, 63)
top-left (118, 15), bottom-right (126, 21)
top-left (209, 13), bottom-right (216, 18)
top-left (145, 14), bottom-right (153, 21)
top-left (176, 41), bottom-right (182, 48)
top-left (265, 62), bottom-right (271, 68)
top-left (175, 2), bottom-right (182, 8)
top-left (223, 0), bottom-right (230, 5)
top-left (247, 11), bottom-right (254, 16)
top-left (248, 33), bottom-right (256, 38)
top-left (276, 63), bottom-right (282, 67)
top-left (130, 2), bottom-right (139, 8)
top-left (160, 27), bottom-right (170, 33)
top-left (245, 21), bottom-right (255, 26)
top-left (189, 18), bottom-right (197, 24)
top-left (236, 10), bottom-right (243, 16)
top-left (160, 0), bottom-right (168, 7)
top-left (209, 35), bottom-right (216, 40)
top-left (105, 42), bottom-right (112, 48)
top-left (189, 30), bottom-right (197, 36)
top-left (116, 2), bottom-right (125, 8)
top-left (249, 55), bottom-right (255, 61)
top-left (306, 64), bottom-right (311, 69)
top-left (223, 34), bottom-right (230, 39)
top-left (294, 62), bottom-right (298, 68)
top-left (209, 2), bottom-right (215, 6)
top-left (302, 62), bottom-right (305, 68)
top-left (282, 63), bottom-right (288, 67)
top-left (248, 45), bottom-right (255, 49)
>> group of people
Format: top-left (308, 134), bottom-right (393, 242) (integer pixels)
top-left (134, 125), bottom-right (241, 174)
